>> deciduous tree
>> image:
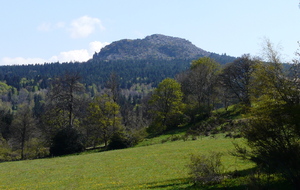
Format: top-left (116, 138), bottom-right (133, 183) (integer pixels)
top-left (177, 57), bottom-right (220, 120)
top-left (219, 54), bottom-right (258, 107)
top-left (148, 78), bottom-right (185, 133)
top-left (86, 94), bottom-right (122, 149)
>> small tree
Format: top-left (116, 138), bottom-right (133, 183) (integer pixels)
top-left (148, 78), bottom-right (185, 133)
top-left (86, 94), bottom-right (122, 149)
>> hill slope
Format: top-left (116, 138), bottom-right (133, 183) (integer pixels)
top-left (0, 136), bottom-right (251, 189)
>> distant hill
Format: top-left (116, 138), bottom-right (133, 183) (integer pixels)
top-left (92, 34), bottom-right (235, 64)
top-left (0, 34), bottom-right (237, 90)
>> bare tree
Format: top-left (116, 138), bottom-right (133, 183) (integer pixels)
top-left (106, 72), bottom-right (120, 103)
top-left (10, 104), bottom-right (36, 159)
top-left (46, 73), bottom-right (85, 129)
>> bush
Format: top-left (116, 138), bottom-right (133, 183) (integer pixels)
top-left (188, 152), bottom-right (224, 185)
top-left (50, 127), bottom-right (85, 156)
top-left (108, 129), bottom-right (147, 150)
top-left (108, 132), bottom-right (129, 150)
top-left (24, 138), bottom-right (49, 159)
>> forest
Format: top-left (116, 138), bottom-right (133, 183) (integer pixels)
top-left (1, 40), bottom-right (300, 188)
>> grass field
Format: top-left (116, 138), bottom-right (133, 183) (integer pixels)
top-left (0, 135), bottom-right (254, 190)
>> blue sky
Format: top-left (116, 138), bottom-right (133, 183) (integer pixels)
top-left (0, 0), bottom-right (299, 65)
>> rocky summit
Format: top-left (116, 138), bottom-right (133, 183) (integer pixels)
top-left (92, 34), bottom-right (212, 61)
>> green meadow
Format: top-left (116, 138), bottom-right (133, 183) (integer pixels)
top-left (0, 135), bottom-right (254, 190)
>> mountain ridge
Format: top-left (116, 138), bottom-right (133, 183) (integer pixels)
top-left (92, 34), bottom-right (235, 63)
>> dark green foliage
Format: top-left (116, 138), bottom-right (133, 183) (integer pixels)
top-left (50, 127), bottom-right (85, 156)
top-left (219, 54), bottom-right (258, 106)
top-left (0, 59), bottom-right (192, 90)
top-left (33, 94), bottom-right (44, 118)
top-left (242, 104), bottom-right (300, 188)
top-left (108, 132), bottom-right (129, 150)
top-left (0, 109), bottom-right (13, 140)
top-left (108, 129), bottom-right (146, 150)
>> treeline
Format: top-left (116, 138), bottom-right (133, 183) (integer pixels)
top-left (0, 59), bottom-right (191, 90)
top-left (0, 54), bottom-right (236, 91)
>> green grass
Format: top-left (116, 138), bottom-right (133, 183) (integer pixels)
top-left (0, 136), bottom-right (254, 189)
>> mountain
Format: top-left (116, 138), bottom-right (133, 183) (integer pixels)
top-left (92, 34), bottom-right (235, 64)
top-left (0, 34), bottom-right (237, 90)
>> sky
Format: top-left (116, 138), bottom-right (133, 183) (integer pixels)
top-left (0, 0), bottom-right (299, 65)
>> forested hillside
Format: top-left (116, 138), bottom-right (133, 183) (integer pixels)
top-left (0, 34), bottom-right (235, 91)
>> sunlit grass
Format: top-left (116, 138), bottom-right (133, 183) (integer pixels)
top-left (0, 136), bottom-right (253, 189)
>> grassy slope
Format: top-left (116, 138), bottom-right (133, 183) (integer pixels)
top-left (0, 136), bottom-right (253, 190)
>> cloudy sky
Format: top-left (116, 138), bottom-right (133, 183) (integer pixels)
top-left (0, 0), bottom-right (299, 65)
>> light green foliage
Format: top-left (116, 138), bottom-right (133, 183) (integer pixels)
top-left (148, 78), bottom-right (185, 133)
top-left (191, 57), bottom-right (220, 72)
top-left (0, 135), bottom-right (16, 161)
top-left (87, 94), bottom-right (122, 148)
top-left (0, 81), bottom-right (11, 96)
top-left (24, 138), bottom-right (49, 159)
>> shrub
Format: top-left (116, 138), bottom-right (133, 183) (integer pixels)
top-left (188, 152), bottom-right (224, 185)
top-left (108, 132), bottom-right (129, 150)
top-left (50, 127), bottom-right (85, 156)
top-left (109, 129), bottom-right (147, 150)
top-left (24, 138), bottom-right (49, 159)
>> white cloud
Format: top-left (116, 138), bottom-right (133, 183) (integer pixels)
top-left (37, 15), bottom-right (103, 38)
top-left (50, 49), bottom-right (90, 62)
top-left (0, 41), bottom-right (109, 65)
top-left (50, 41), bottom-right (109, 62)
top-left (89, 41), bottom-right (110, 54)
top-left (69, 16), bottom-right (105, 39)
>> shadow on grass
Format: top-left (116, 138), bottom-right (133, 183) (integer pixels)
top-left (143, 177), bottom-right (246, 190)
top-left (144, 178), bottom-right (194, 190)
top-left (143, 167), bottom-right (291, 190)
top-left (146, 125), bottom-right (191, 139)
